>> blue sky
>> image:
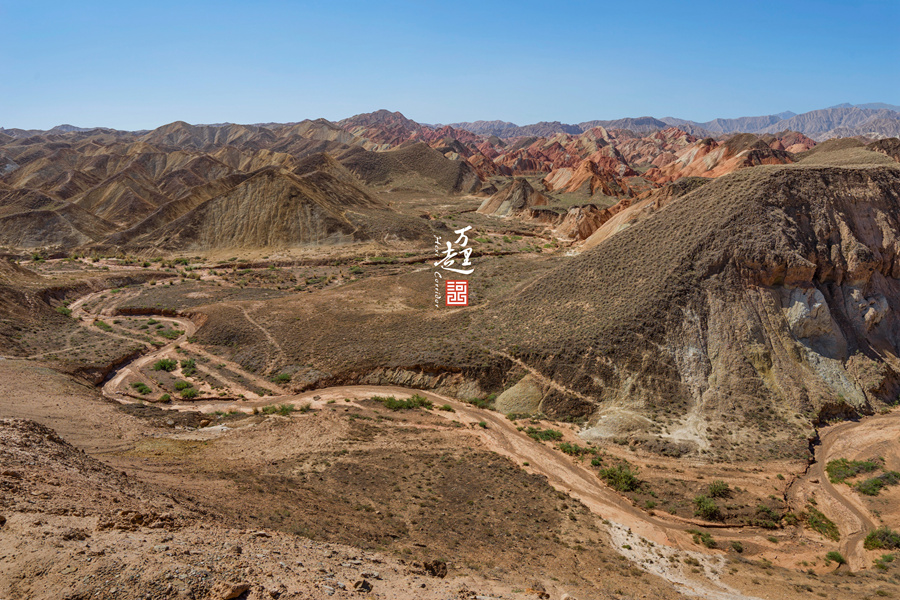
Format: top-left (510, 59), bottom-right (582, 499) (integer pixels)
top-left (0, 0), bottom-right (897, 129)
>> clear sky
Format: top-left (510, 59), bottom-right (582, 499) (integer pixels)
top-left (1, 0), bottom-right (897, 130)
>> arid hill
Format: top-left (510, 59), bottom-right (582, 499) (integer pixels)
top-left (477, 178), bottom-right (549, 217)
top-left (484, 160), bottom-right (900, 455)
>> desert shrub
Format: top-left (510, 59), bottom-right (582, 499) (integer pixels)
top-left (465, 397), bottom-right (492, 409)
top-left (752, 505), bottom-right (782, 529)
top-left (805, 507), bottom-right (840, 541)
top-left (174, 380), bottom-right (192, 390)
top-left (152, 359), bottom-right (177, 372)
top-left (599, 464), bottom-right (641, 492)
top-left (687, 529), bottom-right (716, 548)
top-left (180, 387), bottom-right (198, 399)
top-left (730, 541), bottom-right (744, 553)
top-left (865, 527), bottom-right (900, 550)
top-left (261, 404), bottom-right (296, 416)
top-left (159, 394), bottom-right (171, 402)
top-left (131, 382), bottom-right (151, 395)
top-left (272, 372), bottom-right (291, 383)
top-left (558, 442), bottom-right (596, 456)
top-left (56, 306), bottom-right (72, 317)
top-left (180, 359), bottom-right (197, 377)
top-left (874, 554), bottom-right (895, 570)
top-left (825, 551), bottom-right (846, 565)
top-left (693, 496), bottom-right (722, 521)
top-left (94, 320), bottom-right (113, 332)
top-left (374, 394), bottom-right (432, 410)
top-left (525, 427), bottom-right (563, 441)
top-left (826, 458), bottom-right (880, 483)
top-left (438, 404), bottom-right (455, 412)
top-left (708, 480), bottom-right (731, 498)
top-left (857, 471), bottom-right (900, 496)
top-left (158, 329), bottom-right (184, 340)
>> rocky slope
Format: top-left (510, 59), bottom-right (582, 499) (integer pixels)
top-left (482, 161), bottom-right (900, 458)
top-left (477, 178), bottom-right (550, 217)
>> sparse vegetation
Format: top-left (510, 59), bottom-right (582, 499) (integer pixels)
top-left (687, 528), bottom-right (716, 548)
top-left (805, 507), bottom-right (840, 541)
top-left (857, 471), bottom-right (900, 496)
top-left (261, 404), bottom-right (295, 416)
top-left (131, 382), bottom-right (152, 395)
top-left (94, 320), bottom-right (113, 332)
top-left (865, 527), bottom-right (900, 550)
top-left (693, 496), bottom-right (722, 521)
top-left (825, 551), bottom-right (847, 565)
top-left (525, 427), bottom-right (563, 441)
top-left (180, 387), bottom-right (198, 399)
top-left (373, 394), bottom-right (432, 410)
top-left (599, 463), bottom-right (641, 493)
top-left (707, 480), bottom-right (731, 498)
top-left (180, 358), bottom-right (197, 377)
top-left (752, 505), bottom-right (782, 529)
top-left (152, 358), bottom-right (177, 372)
top-left (826, 457), bottom-right (880, 483)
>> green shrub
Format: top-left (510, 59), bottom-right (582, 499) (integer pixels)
top-left (730, 541), bottom-right (744, 553)
top-left (558, 442), bottom-right (595, 456)
top-left (857, 471), bottom-right (900, 496)
top-left (180, 359), bottom-right (197, 377)
top-left (825, 551), bottom-right (846, 565)
top-left (525, 427), bottom-right (563, 441)
top-left (708, 480), bottom-right (731, 498)
top-left (465, 397), bottom-right (492, 409)
top-left (94, 320), bottom-right (113, 332)
top-left (272, 372), bottom-right (291, 383)
top-left (752, 505), bottom-right (782, 529)
top-left (826, 458), bottom-right (880, 483)
top-left (865, 527), bottom-right (900, 550)
top-left (159, 394), bottom-right (171, 402)
top-left (438, 404), bottom-right (455, 412)
top-left (687, 529), bottom-right (716, 548)
top-left (599, 464), bottom-right (641, 493)
top-left (56, 306), bottom-right (72, 317)
top-left (152, 359), bottom-right (177, 372)
top-left (806, 507), bottom-right (840, 541)
top-left (180, 387), bottom-right (198, 399)
top-left (157, 329), bottom-right (184, 340)
top-left (374, 394), bottom-right (433, 410)
top-left (261, 403), bottom-right (296, 416)
top-left (693, 496), bottom-right (722, 521)
top-left (174, 380), bottom-right (192, 390)
top-left (131, 382), bottom-right (151, 395)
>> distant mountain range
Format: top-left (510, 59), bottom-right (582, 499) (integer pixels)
top-left (4, 103), bottom-right (900, 143)
top-left (436, 103), bottom-right (900, 141)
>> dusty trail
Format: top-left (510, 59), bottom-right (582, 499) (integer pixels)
top-left (789, 414), bottom-right (898, 570)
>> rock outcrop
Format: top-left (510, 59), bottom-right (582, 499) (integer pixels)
top-left (477, 178), bottom-right (549, 217)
